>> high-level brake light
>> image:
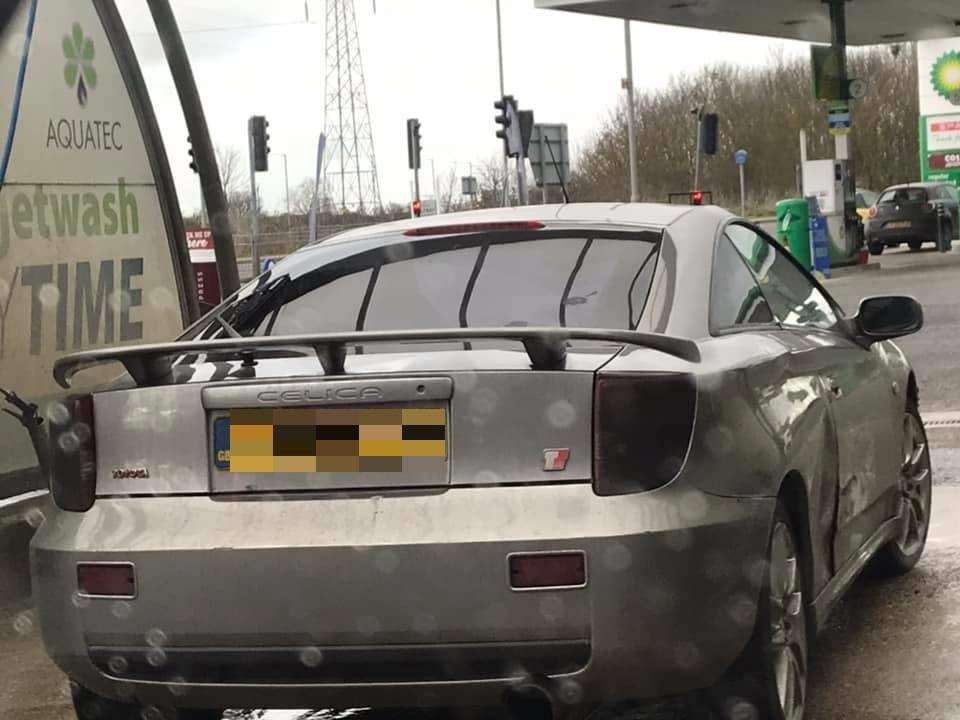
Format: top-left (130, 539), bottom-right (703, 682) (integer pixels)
top-left (403, 220), bottom-right (544, 237)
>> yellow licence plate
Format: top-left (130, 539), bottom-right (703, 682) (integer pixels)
top-left (221, 407), bottom-right (447, 473)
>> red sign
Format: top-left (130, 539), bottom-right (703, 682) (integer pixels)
top-left (931, 120), bottom-right (960, 133)
top-left (929, 153), bottom-right (960, 170)
top-left (186, 228), bottom-right (220, 309)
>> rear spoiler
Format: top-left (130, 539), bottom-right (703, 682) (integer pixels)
top-left (53, 327), bottom-right (701, 388)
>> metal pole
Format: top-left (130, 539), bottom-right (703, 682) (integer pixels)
top-left (247, 121), bottom-right (261, 276)
top-left (431, 158), bottom-right (441, 214)
top-left (739, 164), bottom-right (746, 218)
top-left (147, 0), bottom-right (240, 296)
top-left (693, 108), bottom-right (703, 191)
top-left (496, 0), bottom-right (509, 207)
top-left (283, 153), bottom-right (291, 229)
top-left (517, 153), bottom-right (528, 206)
top-left (199, 175), bottom-right (208, 226)
top-left (624, 20), bottom-right (639, 203)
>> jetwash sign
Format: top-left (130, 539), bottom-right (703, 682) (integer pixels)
top-left (919, 39), bottom-right (960, 188)
top-left (0, 0), bottom-right (193, 493)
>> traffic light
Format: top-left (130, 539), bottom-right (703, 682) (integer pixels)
top-left (691, 190), bottom-right (704, 206)
top-left (495, 95), bottom-right (520, 157)
top-left (406, 118), bottom-right (422, 170)
top-left (701, 113), bottom-right (719, 156)
top-left (187, 136), bottom-right (198, 174)
top-left (412, 199), bottom-right (422, 217)
top-left (249, 115), bottom-right (270, 172)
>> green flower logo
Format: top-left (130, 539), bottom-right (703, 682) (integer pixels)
top-left (931, 51), bottom-right (960, 106)
top-left (62, 23), bottom-right (97, 106)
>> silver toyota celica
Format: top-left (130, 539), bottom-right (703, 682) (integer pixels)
top-left (31, 203), bottom-right (931, 720)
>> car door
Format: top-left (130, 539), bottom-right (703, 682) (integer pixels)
top-left (726, 223), bottom-right (902, 571)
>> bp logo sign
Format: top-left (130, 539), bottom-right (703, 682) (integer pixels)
top-left (62, 23), bottom-right (97, 106)
top-left (931, 51), bottom-right (960, 106)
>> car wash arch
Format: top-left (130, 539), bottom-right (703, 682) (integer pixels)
top-left (535, 0), bottom-right (960, 264)
top-left (0, 0), bottom-right (237, 501)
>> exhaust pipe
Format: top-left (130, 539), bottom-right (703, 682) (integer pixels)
top-left (504, 678), bottom-right (557, 720)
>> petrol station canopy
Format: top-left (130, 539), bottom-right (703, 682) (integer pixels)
top-left (534, 0), bottom-right (960, 45)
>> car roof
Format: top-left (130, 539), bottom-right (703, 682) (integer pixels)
top-left (882, 182), bottom-right (943, 191)
top-left (316, 202), bottom-right (733, 247)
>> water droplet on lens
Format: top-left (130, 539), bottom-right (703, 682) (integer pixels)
top-left (413, 613), bottom-right (438, 634)
top-left (375, 549), bottom-right (400, 574)
top-left (148, 286), bottom-right (175, 310)
top-left (726, 697), bottom-right (758, 720)
top-left (706, 425), bottom-right (734, 455)
top-left (602, 542), bottom-right (632, 571)
top-left (140, 706), bottom-right (163, 720)
top-left (558, 678), bottom-right (583, 704)
top-left (58, 431), bottom-right (80, 453)
top-left (663, 529), bottom-right (692, 552)
top-left (23, 507), bottom-right (45, 528)
top-left (356, 615), bottom-right (381, 636)
top-left (167, 675), bottom-right (188, 696)
top-left (145, 628), bottom-right (167, 647)
top-left (107, 655), bottom-right (129, 674)
top-left (146, 647), bottom-right (167, 668)
top-left (71, 591), bottom-right (91, 609)
top-left (538, 595), bottom-right (565, 622)
top-left (111, 600), bottom-right (133, 619)
top-left (674, 641), bottom-right (701, 669)
top-left (546, 399), bottom-right (576, 428)
top-left (12, 611), bottom-right (33, 635)
top-left (299, 646), bottom-right (323, 667)
top-left (73, 422), bottom-right (92, 443)
top-left (46, 401), bottom-right (70, 426)
top-left (38, 283), bottom-right (60, 308)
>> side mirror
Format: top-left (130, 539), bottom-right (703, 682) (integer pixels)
top-left (852, 295), bottom-right (923, 343)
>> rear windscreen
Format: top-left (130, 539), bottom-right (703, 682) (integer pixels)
top-left (210, 232), bottom-right (661, 338)
top-left (879, 188), bottom-right (927, 204)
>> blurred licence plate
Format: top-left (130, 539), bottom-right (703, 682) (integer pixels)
top-left (887, 221), bottom-right (911, 229)
top-left (213, 407), bottom-right (447, 473)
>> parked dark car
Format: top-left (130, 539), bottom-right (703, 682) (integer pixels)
top-left (865, 182), bottom-right (959, 255)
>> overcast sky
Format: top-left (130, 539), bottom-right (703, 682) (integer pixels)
top-left (115, 0), bottom-right (809, 215)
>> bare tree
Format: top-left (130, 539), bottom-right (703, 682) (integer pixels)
top-left (215, 144), bottom-right (244, 197)
top-left (290, 177), bottom-right (318, 215)
top-left (571, 45), bottom-right (920, 213)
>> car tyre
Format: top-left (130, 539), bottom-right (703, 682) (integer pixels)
top-left (868, 242), bottom-right (884, 256)
top-left (908, 239), bottom-right (923, 251)
top-left (871, 401), bottom-right (932, 577)
top-left (712, 501), bottom-right (808, 720)
top-left (72, 683), bottom-right (222, 720)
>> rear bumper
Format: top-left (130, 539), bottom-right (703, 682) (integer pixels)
top-left (866, 217), bottom-right (938, 245)
top-left (31, 484), bottom-right (773, 710)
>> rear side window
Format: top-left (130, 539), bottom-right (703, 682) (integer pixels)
top-left (710, 236), bottom-right (775, 331)
top-left (223, 232), bottom-right (661, 337)
top-left (726, 224), bottom-right (840, 331)
top-left (879, 188), bottom-right (927, 204)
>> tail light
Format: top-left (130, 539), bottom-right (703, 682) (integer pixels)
top-left (48, 394), bottom-right (97, 512)
top-left (924, 202), bottom-right (936, 213)
top-left (868, 206), bottom-right (878, 219)
top-left (593, 373), bottom-right (696, 496)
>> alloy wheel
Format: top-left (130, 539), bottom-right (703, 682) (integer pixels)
top-left (896, 411), bottom-right (932, 557)
top-left (769, 521), bottom-right (806, 720)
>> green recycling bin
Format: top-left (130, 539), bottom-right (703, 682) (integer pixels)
top-left (775, 198), bottom-right (812, 271)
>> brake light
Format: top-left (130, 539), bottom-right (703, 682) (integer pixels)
top-left (48, 394), bottom-right (97, 512)
top-left (403, 220), bottom-right (544, 237)
top-left (593, 373), bottom-right (696, 496)
top-left (77, 563), bottom-right (136, 598)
